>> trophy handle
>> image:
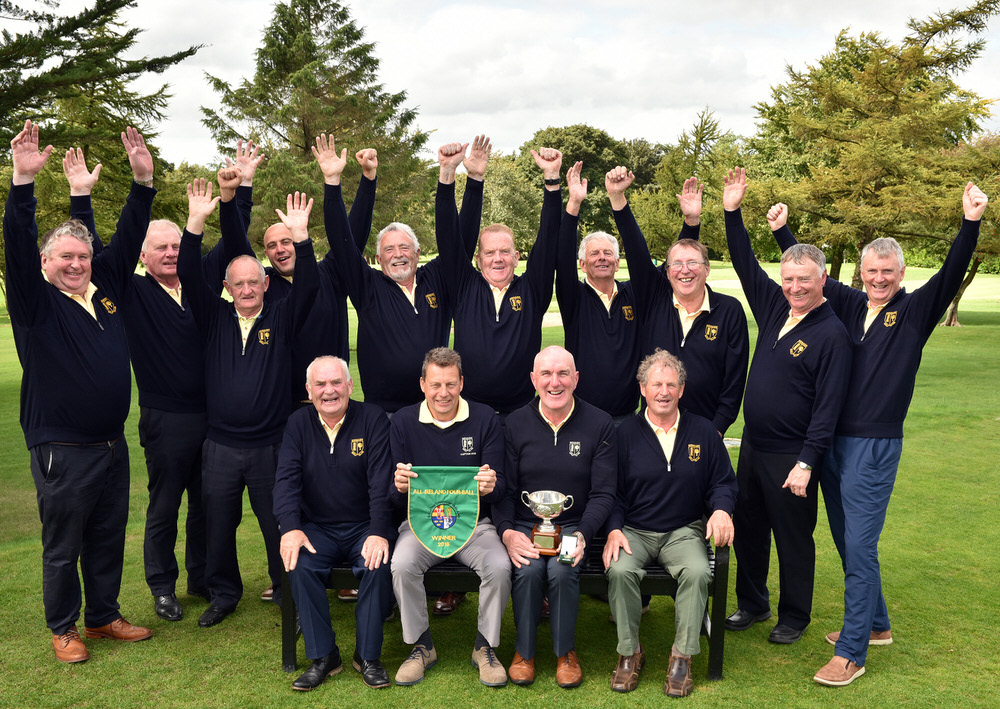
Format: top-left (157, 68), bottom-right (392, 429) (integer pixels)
top-left (563, 495), bottom-right (574, 511)
top-left (521, 490), bottom-right (531, 508)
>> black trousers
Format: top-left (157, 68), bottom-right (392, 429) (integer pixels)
top-left (201, 439), bottom-right (283, 610)
top-left (29, 439), bottom-right (130, 635)
top-left (139, 407), bottom-right (208, 596)
top-left (733, 438), bottom-right (819, 630)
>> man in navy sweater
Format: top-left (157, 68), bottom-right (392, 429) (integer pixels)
top-left (607, 167), bottom-right (748, 435)
top-left (388, 348), bottom-right (510, 687)
top-left (273, 356), bottom-right (395, 691)
top-left (4, 120), bottom-right (155, 662)
top-left (493, 346), bottom-right (617, 688)
top-left (317, 134), bottom-right (489, 413)
top-left (604, 350), bottom-right (736, 697)
top-left (765, 185), bottom-right (988, 686)
top-left (178, 186), bottom-right (318, 628)
top-left (722, 167), bottom-right (852, 645)
top-left (440, 146), bottom-right (563, 416)
top-left (66, 151), bottom-right (255, 621)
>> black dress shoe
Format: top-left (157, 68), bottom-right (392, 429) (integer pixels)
top-left (768, 624), bottom-right (804, 644)
top-left (197, 604), bottom-right (233, 628)
top-left (353, 651), bottom-right (391, 689)
top-left (725, 608), bottom-right (772, 631)
top-left (186, 586), bottom-right (210, 601)
top-left (292, 649), bottom-right (343, 691)
top-left (154, 593), bottom-right (183, 621)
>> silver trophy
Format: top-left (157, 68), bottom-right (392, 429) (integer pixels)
top-left (521, 490), bottom-right (574, 555)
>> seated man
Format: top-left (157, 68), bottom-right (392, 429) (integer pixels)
top-left (389, 348), bottom-right (510, 687)
top-left (604, 350), bottom-right (736, 697)
top-left (273, 356), bottom-right (395, 691)
top-left (493, 346), bottom-right (617, 689)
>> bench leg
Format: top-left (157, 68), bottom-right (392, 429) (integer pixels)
top-left (281, 569), bottom-right (298, 672)
top-left (706, 545), bottom-right (730, 680)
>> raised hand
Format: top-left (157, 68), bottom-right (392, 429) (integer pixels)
top-left (186, 178), bottom-right (221, 234)
top-left (676, 176), bottom-right (704, 225)
top-left (531, 147), bottom-right (563, 184)
top-left (62, 147), bottom-right (102, 196)
top-left (121, 126), bottom-right (154, 184)
top-left (566, 161), bottom-right (587, 216)
top-left (605, 166), bottom-right (635, 210)
top-left (10, 119), bottom-right (54, 185)
top-left (464, 134), bottom-right (492, 181)
top-left (438, 141), bottom-right (468, 184)
top-left (217, 164), bottom-right (244, 202)
top-left (767, 203), bottom-right (788, 231)
top-left (275, 191), bottom-right (314, 241)
top-left (234, 139), bottom-right (264, 186)
top-left (312, 134), bottom-right (348, 184)
top-left (963, 182), bottom-right (988, 221)
top-left (355, 148), bottom-right (378, 180)
top-left (722, 167), bottom-right (748, 211)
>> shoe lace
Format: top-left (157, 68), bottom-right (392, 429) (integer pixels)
top-left (57, 628), bottom-right (81, 647)
top-left (565, 650), bottom-right (579, 667)
top-left (482, 646), bottom-right (499, 667)
top-left (406, 644), bottom-right (429, 663)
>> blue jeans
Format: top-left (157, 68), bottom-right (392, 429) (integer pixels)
top-left (821, 436), bottom-right (902, 666)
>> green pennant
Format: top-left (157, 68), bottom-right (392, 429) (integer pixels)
top-left (407, 466), bottom-right (481, 558)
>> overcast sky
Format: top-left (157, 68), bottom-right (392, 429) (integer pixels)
top-left (12, 0), bottom-right (1000, 166)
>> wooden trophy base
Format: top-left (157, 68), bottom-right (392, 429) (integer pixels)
top-left (532, 522), bottom-right (561, 556)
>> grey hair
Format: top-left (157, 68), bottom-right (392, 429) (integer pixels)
top-left (40, 219), bottom-right (93, 257)
top-left (860, 237), bottom-right (905, 269)
top-left (225, 254), bottom-right (266, 283)
top-left (142, 220), bottom-right (182, 252)
top-left (578, 231), bottom-right (619, 261)
top-left (376, 222), bottom-right (419, 253)
top-left (305, 355), bottom-right (351, 385)
top-left (781, 243), bottom-right (826, 271)
top-left (637, 348), bottom-right (687, 387)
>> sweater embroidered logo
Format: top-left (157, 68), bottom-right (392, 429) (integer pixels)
top-left (408, 466), bottom-right (480, 558)
top-left (569, 441), bottom-right (581, 457)
top-left (704, 324), bottom-right (718, 341)
top-left (884, 312), bottom-right (897, 327)
top-left (351, 438), bottom-right (364, 456)
top-left (100, 297), bottom-right (117, 314)
top-left (257, 329), bottom-right (271, 345)
top-left (461, 436), bottom-right (475, 454)
top-left (622, 305), bottom-right (634, 321)
top-left (688, 444), bottom-right (701, 462)
top-left (789, 340), bottom-right (808, 357)
top-left (509, 296), bottom-right (522, 311)
top-left (425, 293), bottom-right (438, 309)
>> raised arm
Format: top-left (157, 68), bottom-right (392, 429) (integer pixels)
top-left (609, 166), bottom-right (669, 308)
top-left (233, 139), bottom-right (264, 230)
top-left (349, 148), bottom-right (378, 250)
top-left (204, 165), bottom-right (254, 291)
top-left (64, 147), bottom-right (102, 253)
top-left (274, 191), bottom-right (319, 334)
top-left (437, 141), bottom-right (478, 283)
top-left (524, 147), bottom-right (563, 302)
top-left (555, 161), bottom-right (586, 323)
top-left (460, 135), bottom-right (490, 257)
top-left (722, 168), bottom-right (778, 318)
top-left (178, 179), bottom-right (223, 332)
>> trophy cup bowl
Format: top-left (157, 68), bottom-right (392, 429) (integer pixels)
top-left (521, 490), bottom-right (574, 555)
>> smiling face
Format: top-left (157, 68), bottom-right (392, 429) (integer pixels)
top-left (377, 229), bottom-right (419, 286)
top-left (263, 223), bottom-right (296, 277)
top-left (420, 363), bottom-right (464, 422)
top-left (530, 346), bottom-right (579, 421)
top-left (860, 251), bottom-right (904, 307)
top-left (640, 362), bottom-right (685, 427)
top-left (306, 357), bottom-right (353, 425)
top-left (476, 228), bottom-right (518, 289)
top-left (41, 234), bottom-right (92, 295)
top-left (665, 242), bottom-right (709, 302)
top-left (224, 256), bottom-right (269, 317)
top-left (780, 258), bottom-right (826, 317)
top-left (140, 222), bottom-right (182, 284)
top-left (579, 235), bottom-right (619, 284)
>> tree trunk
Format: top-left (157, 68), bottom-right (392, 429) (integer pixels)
top-left (941, 255), bottom-right (981, 327)
top-left (828, 246), bottom-right (844, 281)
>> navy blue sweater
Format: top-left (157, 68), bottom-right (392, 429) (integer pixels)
top-left (4, 181), bottom-right (153, 447)
top-left (725, 208), bottom-right (852, 465)
top-left (772, 220), bottom-right (981, 438)
top-left (616, 205), bottom-right (749, 434)
top-left (494, 398), bottom-right (617, 545)
top-left (179, 232), bottom-right (318, 447)
top-left (273, 400), bottom-right (395, 540)
top-left (389, 400), bottom-right (505, 521)
top-left (609, 412), bottom-right (737, 533)
top-left (441, 183), bottom-right (562, 413)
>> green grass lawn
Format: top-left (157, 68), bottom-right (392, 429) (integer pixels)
top-left (0, 265), bottom-right (998, 707)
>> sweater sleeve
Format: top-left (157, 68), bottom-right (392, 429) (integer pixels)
top-left (272, 417), bottom-right (306, 532)
top-left (3, 182), bottom-right (47, 327)
top-left (365, 409), bottom-right (396, 540)
top-left (437, 180), bottom-right (477, 290)
top-left (202, 197), bottom-right (255, 294)
top-left (348, 175), bottom-right (377, 251)
top-left (576, 416), bottom-right (618, 544)
top-left (324, 182), bottom-right (377, 308)
top-left (712, 301), bottom-right (749, 435)
top-left (908, 218), bottom-right (981, 339)
top-left (704, 431), bottom-right (738, 518)
top-left (285, 239), bottom-right (319, 336)
top-left (492, 425), bottom-right (520, 538)
top-left (523, 187), bottom-right (561, 309)
top-left (772, 224), bottom-right (796, 252)
top-left (90, 182), bottom-right (154, 298)
top-left (459, 177), bottom-right (484, 258)
top-left (70, 194), bottom-right (102, 255)
top-left (724, 207), bottom-right (781, 323)
top-left (177, 229), bottom-right (220, 334)
top-left (797, 325), bottom-right (852, 467)
top-left (479, 411), bottom-right (506, 505)
top-left (615, 204), bottom-right (668, 314)
top-left (554, 210), bottom-right (581, 333)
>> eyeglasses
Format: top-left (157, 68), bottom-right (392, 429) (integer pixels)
top-left (666, 260), bottom-right (706, 270)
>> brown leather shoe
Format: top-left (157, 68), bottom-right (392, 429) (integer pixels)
top-left (260, 584), bottom-right (274, 601)
top-left (826, 629), bottom-right (893, 646)
top-left (556, 649), bottom-right (583, 688)
top-left (337, 588), bottom-right (358, 602)
top-left (84, 617), bottom-right (152, 642)
top-left (664, 653), bottom-right (693, 697)
top-left (53, 627), bottom-right (89, 663)
top-left (541, 595), bottom-right (550, 619)
top-left (433, 591), bottom-right (465, 615)
top-left (508, 651), bottom-right (535, 685)
top-left (813, 655), bottom-right (865, 686)
top-left (610, 644), bottom-right (645, 692)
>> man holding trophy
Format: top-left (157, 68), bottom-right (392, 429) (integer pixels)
top-left (494, 346), bottom-right (617, 688)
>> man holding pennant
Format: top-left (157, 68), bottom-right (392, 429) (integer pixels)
top-left (389, 348), bottom-right (510, 687)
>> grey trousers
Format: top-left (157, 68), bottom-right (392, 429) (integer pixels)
top-left (391, 517), bottom-right (511, 647)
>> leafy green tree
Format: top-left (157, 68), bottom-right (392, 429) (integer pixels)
top-left (475, 154), bottom-right (540, 256)
top-left (750, 0), bottom-right (1000, 288)
top-left (200, 0), bottom-right (431, 252)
